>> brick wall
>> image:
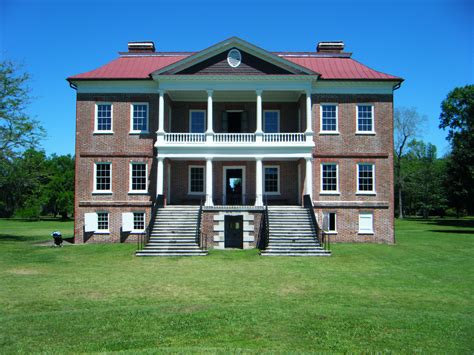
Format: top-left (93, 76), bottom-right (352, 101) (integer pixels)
top-left (74, 92), bottom-right (394, 244)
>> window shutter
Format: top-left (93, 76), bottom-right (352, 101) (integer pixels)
top-left (241, 111), bottom-right (248, 132)
top-left (322, 213), bottom-right (329, 231)
top-left (122, 212), bottom-right (134, 232)
top-left (359, 213), bottom-right (373, 233)
top-left (84, 213), bottom-right (98, 232)
top-left (222, 111), bottom-right (228, 132)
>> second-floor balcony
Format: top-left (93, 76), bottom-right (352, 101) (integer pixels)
top-left (160, 132), bottom-right (309, 145)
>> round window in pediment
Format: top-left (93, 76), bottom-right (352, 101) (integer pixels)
top-left (227, 49), bottom-right (242, 68)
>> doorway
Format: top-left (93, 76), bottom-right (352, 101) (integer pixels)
top-left (224, 167), bottom-right (245, 205)
top-left (227, 111), bottom-right (242, 133)
top-left (224, 215), bottom-right (243, 248)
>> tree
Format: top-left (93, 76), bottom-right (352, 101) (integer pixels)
top-left (0, 60), bottom-right (45, 161)
top-left (394, 106), bottom-right (426, 218)
top-left (439, 85), bottom-right (474, 215)
top-left (403, 140), bottom-right (447, 218)
top-left (42, 154), bottom-right (75, 219)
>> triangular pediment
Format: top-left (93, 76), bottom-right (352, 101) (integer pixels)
top-left (152, 37), bottom-right (319, 77)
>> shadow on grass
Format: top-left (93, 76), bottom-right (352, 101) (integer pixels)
top-left (428, 229), bottom-right (474, 235)
top-left (0, 234), bottom-right (30, 242)
top-left (405, 217), bottom-right (474, 229)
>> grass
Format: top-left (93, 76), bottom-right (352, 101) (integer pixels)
top-left (0, 217), bottom-right (473, 353)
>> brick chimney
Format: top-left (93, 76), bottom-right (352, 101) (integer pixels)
top-left (317, 41), bottom-right (344, 53)
top-left (128, 41), bottom-right (155, 53)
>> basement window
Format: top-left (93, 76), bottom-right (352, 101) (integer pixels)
top-left (323, 212), bottom-right (337, 233)
top-left (133, 212), bottom-right (146, 232)
top-left (97, 212), bottom-right (109, 232)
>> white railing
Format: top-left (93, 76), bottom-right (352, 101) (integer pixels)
top-left (162, 132), bottom-right (307, 144)
top-left (214, 133), bottom-right (256, 143)
top-left (164, 133), bottom-right (206, 143)
top-left (262, 133), bottom-right (305, 143)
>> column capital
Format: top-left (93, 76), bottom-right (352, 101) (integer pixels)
top-left (158, 89), bottom-right (165, 95)
top-left (255, 156), bottom-right (263, 162)
top-left (205, 157), bottom-right (213, 162)
top-left (256, 89), bottom-right (263, 96)
top-left (305, 157), bottom-right (313, 162)
top-left (206, 89), bottom-right (214, 96)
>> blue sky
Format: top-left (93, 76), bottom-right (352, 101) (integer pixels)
top-left (1, 0), bottom-right (472, 157)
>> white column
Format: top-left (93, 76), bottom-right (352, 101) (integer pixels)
top-left (206, 90), bottom-right (214, 142)
top-left (305, 90), bottom-right (313, 141)
top-left (256, 89), bottom-right (263, 142)
top-left (205, 158), bottom-right (213, 206)
top-left (305, 157), bottom-right (313, 199)
top-left (255, 158), bottom-right (263, 206)
top-left (157, 157), bottom-right (164, 196)
top-left (157, 90), bottom-right (165, 144)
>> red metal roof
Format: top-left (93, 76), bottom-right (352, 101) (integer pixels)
top-left (68, 54), bottom-right (401, 81)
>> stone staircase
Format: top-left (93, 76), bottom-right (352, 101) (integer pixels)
top-left (135, 205), bottom-right (207, 257)
top-left (260, 206), bottom-right (331, 256)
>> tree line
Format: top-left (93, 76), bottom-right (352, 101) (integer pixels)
top-left (1, 60), bottom-right (472, 219)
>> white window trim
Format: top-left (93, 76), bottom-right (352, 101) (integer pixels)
top-left (356, 104), bottom-right (375, 134)
top-left (93, 162), bottom-right (112, 194)
top-left (129, 162), bottom-right (148, 194)
top-left (263, 110), bottom-right (280, 133)
top-left (132, 211), bottom-right (146, 233)
top-left (319, 103), bottom-right (339, 134)
top-left (96, 211), bottom-right (110, 234)
top-left (358, 212), bottom-right (374, 234)
top-left (323, 211), bottom-right (337, 234)
top-left (189, 109), bottom-right (206, 133)
top-left (94, 102), bottom-right (114, 134)
top-left (263, 165), bottom-right (280, 195)
top-left (188, 165), bottom-right (205, 195)
top-left (320, 163), bottom-right (340, 195)
top-left (356, 163), bottom-right (376, 195)
top-left (130, 102), bottom-right (149, 134)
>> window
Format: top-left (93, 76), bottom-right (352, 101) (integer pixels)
top-left (264, 166), bottom-right (280, 194)
top-left (97, 212), bottom-right (109, 232)
top-left (131, 103), bottom-right (148, 133)
top-left (357, 105), bottom-right (374, 133)
top-left (321, 163), bottom-right (338, 193)
top-left (189, 110), bottom-right (206, 133)
top-left (263, 110), bottom-right (280, 133)
top-left (320, 104), bottom-right (338, 133)
top-left (94, 163), bottom-right (111, 192)
top-left (357, 164), bottom-right (375, 193)
top-left (323, 212), bottom-right (337, 233)
top-left (188, 166), bottom-right (205, 194)
top-left (95, 103), bottom-right (112, 132)
top-left (133, 212), bottom-right (146, 232)
top-left (130, 163), bottom-right (147, 192)
top-left (359, 212), bottom-right (374, 234)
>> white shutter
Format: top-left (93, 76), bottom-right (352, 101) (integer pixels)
top-left (84, 213), bottom-right (98, 232)
top-left (122, 212), bottom-right (134, 232)
top-left (359, 213), bottom-right (373, 233)
top-left (322, 213), bottom-right (329, 231)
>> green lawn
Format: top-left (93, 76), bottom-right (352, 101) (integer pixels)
top-left (0, 218), bottom-right (472, 353)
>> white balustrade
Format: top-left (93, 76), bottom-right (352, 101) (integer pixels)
top-left (262, 133), bottom-right (305, 143)
top-left (163, 132), bottom-right (306, 144)
top-left (164, 133), bottom-right (206, 143)
top-left (213, 133), bottom-right (256, 143)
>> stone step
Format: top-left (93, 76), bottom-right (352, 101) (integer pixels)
top-left (136, 252), bottom-right (208, 257)
top-left (260, 252), bottom-right (331, 257)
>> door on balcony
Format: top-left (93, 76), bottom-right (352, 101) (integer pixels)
top-left (224, 167), bottom-right (245, 205)
top-left (224, 215), bottom-right (243, 248)
top-left (222, 111), bottom-right (248, 133)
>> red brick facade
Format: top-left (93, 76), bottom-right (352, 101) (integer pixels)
top-left (71, 43), bottom-right (398, 246)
